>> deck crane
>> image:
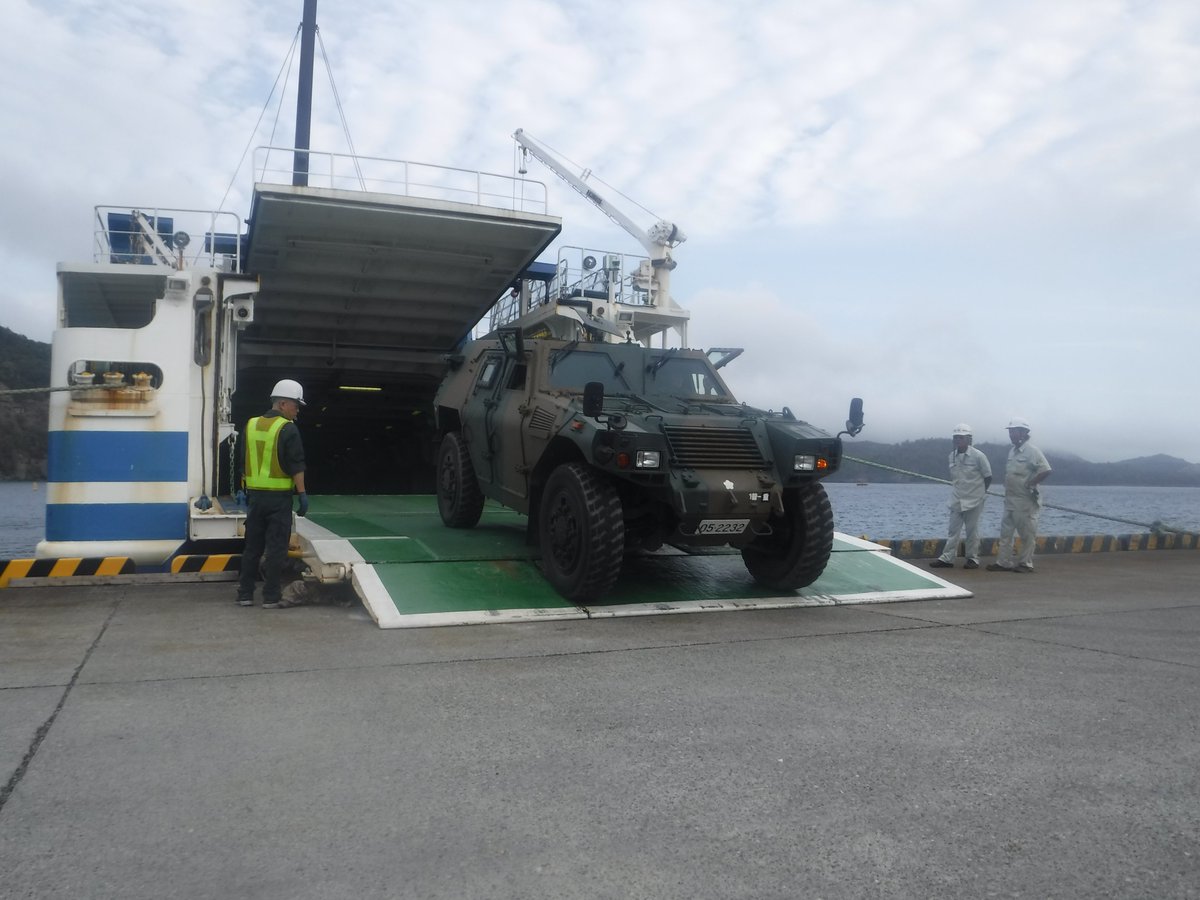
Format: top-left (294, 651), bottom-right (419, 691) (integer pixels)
top-left (512, 128), bottom-right (690, 347)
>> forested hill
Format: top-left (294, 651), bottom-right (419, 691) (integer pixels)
top-left (834, 439), bottom-right (1200, 487)
top-left (0, 326), bottom-right (50, 480)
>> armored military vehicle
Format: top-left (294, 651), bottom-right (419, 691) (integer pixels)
top-left (433, 325), bottom-right (861, 603)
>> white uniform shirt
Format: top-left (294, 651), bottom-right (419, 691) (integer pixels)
top-left (948, 445), bottom-right (992, 512)
top-left (1004, 440), bottom-right (1052, 502)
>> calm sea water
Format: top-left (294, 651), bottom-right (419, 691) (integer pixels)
top-left (825, 482), bottom-right (1200, 541)
top-left (1, 481), bottom-right (1197, 558)
top-left (2, 481), bottom-right (48, 558)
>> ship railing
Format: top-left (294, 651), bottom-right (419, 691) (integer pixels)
top-left (488, 247), bottom-right (656, 333)
top-left (93, 207), bottom-right (245, 270)
top-left (251, 146), bottom-right (549, 214)
top-left (533, 247), bottom-right (653, 309)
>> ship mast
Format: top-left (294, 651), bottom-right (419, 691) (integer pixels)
top-left (292, 0), bottom-right (317, 186)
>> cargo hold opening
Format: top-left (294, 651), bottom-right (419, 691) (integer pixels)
top-left (227, 368), bottom-right (440, 496)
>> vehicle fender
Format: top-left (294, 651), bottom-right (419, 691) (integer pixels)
top-left (525, 435), bottom-right (589, 543)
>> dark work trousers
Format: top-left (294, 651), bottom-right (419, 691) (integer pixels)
top-left (237, 490), bottom-right (294, 603)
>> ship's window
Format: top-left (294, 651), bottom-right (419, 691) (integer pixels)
top-left (60, 271), bottom-right (165, 329)
top-left (68, 361), bottom-right (163, 389)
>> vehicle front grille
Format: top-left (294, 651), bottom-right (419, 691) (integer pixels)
top-left (663, 425), bottom-right (766, 468)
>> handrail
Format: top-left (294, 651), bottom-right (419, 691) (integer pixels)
top-left (250, 146), bottom-right (549, 214)
top-left (92, 206), bottom-right (244, 270)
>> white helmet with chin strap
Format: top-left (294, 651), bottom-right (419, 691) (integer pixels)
top-left (952, 423), bottom-right (972, 436)
top-left (270, 379), bottom-right (306, 406)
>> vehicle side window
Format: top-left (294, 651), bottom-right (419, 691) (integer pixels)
top-left (476, 357), bottom-right (501, 390)
top-left (506, 364), bottom-right (527, 390)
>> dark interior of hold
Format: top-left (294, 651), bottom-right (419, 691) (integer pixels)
top-left (225, 367), bottom-right (441, 496)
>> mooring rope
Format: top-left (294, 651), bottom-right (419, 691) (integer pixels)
top-left (0, 386), bottom-right (74, 396)
top-left (843, 454), bottom-right (1187, 534)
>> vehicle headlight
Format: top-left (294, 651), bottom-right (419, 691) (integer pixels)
top-left (794, 454), bottom-right (830, 472)
top-left (635, 449), bottom-right (661, 469)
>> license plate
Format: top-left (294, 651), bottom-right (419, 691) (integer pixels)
top-left (696, 519), bottom-right (750, 535)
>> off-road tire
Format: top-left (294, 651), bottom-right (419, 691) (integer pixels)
top-left (437, 432), bottom-right (484, 528)
top-left (538, 463), bottom-right (625, 603)
top-left (741, 483), bottom-right (834, 591)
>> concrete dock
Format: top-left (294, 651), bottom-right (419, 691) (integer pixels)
top-left (1, 551), bottom-right (1197, 899)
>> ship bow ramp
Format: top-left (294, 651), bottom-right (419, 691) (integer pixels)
top-left (237, 184), bottom-right (561, 493)
top-left (293, 497), bottom-right (969, 628)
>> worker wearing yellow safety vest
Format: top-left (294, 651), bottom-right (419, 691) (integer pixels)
top-left (236, 379), bottom-right (308, 609)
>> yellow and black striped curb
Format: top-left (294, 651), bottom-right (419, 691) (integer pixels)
top-left (170, 554), bottom-right (242, 574)
top-left (873, 533), bottom-right (1200, 560)
top-left (1, 555), bottom-right (243, 587)
top-left (0, 557), bottom-right (136, 588)
top-left (1, 551), bottom-right (313, 587)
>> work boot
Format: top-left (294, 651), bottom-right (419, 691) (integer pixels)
top-left (1013, 564), bottom-right (1035, 573)
top-left (986, 563), bottom-right (1013, 572)
top-left (928, 560), bottom-right (954, 569)
top-left (235, 596), bottom-right (254, 607)
top-left (963, 560), bottom-right (979, 570)
top-left (261, 600), bottom-right (283, 609)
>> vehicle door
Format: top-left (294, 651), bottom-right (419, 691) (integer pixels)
top-left (491, 347), bottom-right (535, 507)
top-left (462, 329), bottom-right (533, 504)
top-left (460, 350), bottom-right (505, 488)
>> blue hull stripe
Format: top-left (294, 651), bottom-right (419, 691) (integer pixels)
top-left (46, 503), bottom-right (189, 541)
top-left (48, 431), bottom-right (189, 483)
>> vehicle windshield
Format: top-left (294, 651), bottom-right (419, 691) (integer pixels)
top-left (547, 348), bottom-right (632, 392)
top-left (646, 356), bottom-right (731, 399)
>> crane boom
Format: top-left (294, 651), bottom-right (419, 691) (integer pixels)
top-left (512, 129), bottom-right (686, 265)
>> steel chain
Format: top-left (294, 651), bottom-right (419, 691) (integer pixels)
top-left (228, 431), bottom-right (238, 497)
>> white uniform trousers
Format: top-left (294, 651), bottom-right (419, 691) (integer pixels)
top-left (938, 503), bottom-right (985, 564)
top-left (997, 496), bottom-right (1040, 568)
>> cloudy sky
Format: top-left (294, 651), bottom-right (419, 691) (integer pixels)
top-left (3, 0), bottom-right (1198, 462)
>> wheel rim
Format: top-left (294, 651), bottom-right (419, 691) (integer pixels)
top-left (439, 448), bottom-right (457, 502)
top-left (546, 490), bottom-right (581, 573)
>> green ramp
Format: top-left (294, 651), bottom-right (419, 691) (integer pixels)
top-left (297, 495), bottom-right (971, 628)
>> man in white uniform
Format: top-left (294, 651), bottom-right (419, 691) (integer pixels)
top-left (987, 416), bottom-right (1052, 573)
top-left (929, 423), bottom-right (992, 570)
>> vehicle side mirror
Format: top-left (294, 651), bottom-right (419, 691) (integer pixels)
top-left (841, 397), bottom-right (865, 437)
top-left (582, 381), bottom-right (604, 418)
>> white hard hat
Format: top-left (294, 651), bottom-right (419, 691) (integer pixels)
top-left (952, 423), bottom-right (972, 436)
top-left (1007, 416), bottom-right (1030, 430)
top-left (270, 378), bottom-right (306, 406)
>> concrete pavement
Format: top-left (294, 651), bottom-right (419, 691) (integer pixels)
top-left (1, 551), bottom-right (1198, 899)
